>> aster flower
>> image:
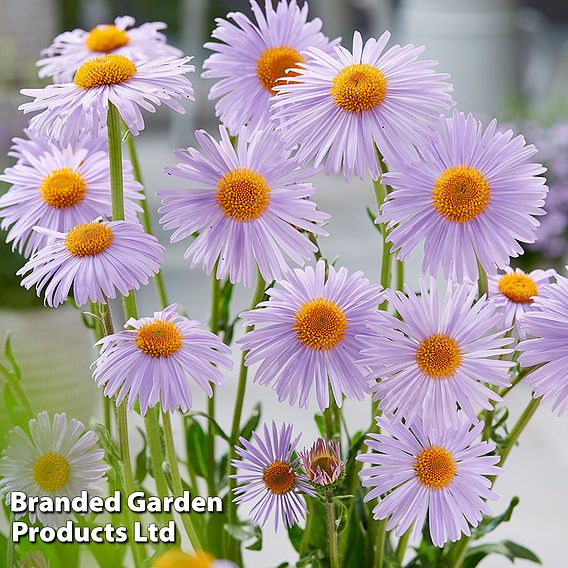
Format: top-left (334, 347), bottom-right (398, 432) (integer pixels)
top-left (0, 412), bottom-right (108, 527)
top-left (362, 278), bottom-right (513, 431)
top-left (517, 273), bottom-right (568, 415)
top-left (153, 549), bottom-right (236, 568)
top-left (357, 415), bottom-right (501, 547)
top-left (300, 438), bottom-right (344, 487)
top-left (232, 421), bottom-right (314, 530)
top-left (238, 260), bottom-right (382, 409)
top-left (37, 15), bottom-right (183, 83)
top-left (0, 133), bottom-right (143, 257)
top-left (203, 0), bottom-right (338, 135)
top-left (488, 267), bottom-right (556, 338)
top-left (20, 54), bottom-right (194, 144)
top-left (93, 304), bottom-right (233, 414)
top-left (18, 219), bottom-right (163, 307)
top-left (380, 112), bottom-right (548, 281)
top-left (270, 31), bottom-right (453, 179)
top-left (159, 125), bottom-right (329, 287)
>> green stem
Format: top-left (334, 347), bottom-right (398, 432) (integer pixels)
top-left (375, 518), bottom-right (387, 568)
top-left (144, 408), bottom-right (170, 503)
top-left (162, 411), bottom-right (204, 550)
top-left (300, 498), bottom-right (314, 557)
top-left (396, 260), bottom-right (404, 292)
top-left (395, 526), bottom-right (411, 565)
top-left (326, 498), bottom-right (340, 568)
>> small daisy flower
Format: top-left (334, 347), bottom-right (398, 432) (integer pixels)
top-left (0, 412), bottom-right (108, 527)
top-left (232, 421), bottom-right (314, 530)
top-left (159, 125), bottom-right (329, 287)
top-left (362, 278), bottom-right (513, 431)
top-left (18, 219), bottom-right (164, 307)
top-left (203, 0), bottom-right (338, 135)
top-left (488, 267), bottom-right (556, 338)
top-left (37, 15), bottom-right (183, 83)
top-left (300, 438), bottom-right (344, 487)
top-left (0, 133), bottom-right (143, 257)
top-left (357, 415), bottom-right (501, 547)
top-left (20, 54), bottom-right (195, 144)
top-left (517, 273), bottom-right (568, 415)
top-left (153, 549), bottom-right (236, 568)
top-left (271, 31), bottom-right (454, 179)
top-left (238, 260), bottom-right (383, 410)
top-left (93, 304), bottom-right (233, 414)
top-left (380, 112), bottom-right (548, 281)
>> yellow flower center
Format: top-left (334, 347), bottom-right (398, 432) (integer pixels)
top-left (433, 165), bottom-right (491, 223)
top-left (263, 461), bottom-right (295, 495)
top-left (498, 272), bottom-right (538, 303)
top-left (74, 54), bottom-right (137, 89)
top-left (216, 168), bottom-right (271, 222)
top-left (153, 549), bottom-right (215, 568)
top-left (64, 222), bottom-right (114, 257)
top-left (256, 45), bottom-right (305, 93)
top-left (135, 320), bottom-right (184, 358)
top-left (312, 455), bottom-right (335, 477)
top-left (40, 168), bottom-right (87, 209)
top-left (85, 25), bottom-right (130, 53)
top-left (414, 445), bottom-right (457, 489)
top-left (416, 333), bottom-right (462, 379)
top-left (294, 297), bottom-right (348, 351)
top-left (32, 452), bottom-right (70, 492)
top-left (331, 63), bottom-right (388, 113)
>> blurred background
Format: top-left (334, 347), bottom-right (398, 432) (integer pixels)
top-left (1, 0), bottom-right (568, 566)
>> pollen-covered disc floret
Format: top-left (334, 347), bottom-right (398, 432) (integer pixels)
top-left (271, 31), bottom-right (454, 179)
top-left (232, 422), bottom-right (315, 530)
top-left (0, 132), bottom-right (143, 257)
top-left (380, 112), bottom-right (548, 281)
top-left (203, 0), bottom-right (338, 134)
top-left (358, 416), bottom-right (501, 547)
top-left (18, 220), bottom-right (164, 307)
top-left (362, 278), bottom-right (513, 431)
top-left (159, 125), bottom-right (329, 288)
top-left (74, 54), bottom-right (137, 89)
top-left (300, 438), bottom-right (344, 487)
top-left (94, 304), bottom-right (233, 414)
top-left (37, 16), bottom-right (183, 82)
top-left (0, 412), bottom-right (107, 527)
top-left (239, 260), bottom-right (383, 410)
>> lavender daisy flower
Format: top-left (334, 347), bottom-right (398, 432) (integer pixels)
top-left (232, 421), bottom-right (315, 530)
top-left (238, 260), bottom-right (383, 410)
top-left (362, 278), bottom-right (513, 431)
top-left (18, 220), bottom-right (164, 307)
top-left (159, 125), bottom-right (329, 287)
top-left (270, 31), bottom-right (454, 179)
top-left (93, 304), bottom-right (233, 414)
top-left (380, 112), bottom-right (548, 281)
top-left (20, 54), bottom-right (194, 144)
top-left (517, 273), bottom-right (568, 415)
top-left (488, 267), bottom-right (556, 339)
top-left (0, 412), bottom-right (108, 527)
top-left (300, 438), bottom-right (344, 487)
top-left (0, 133), bottom-right (143, 257)
top-left (37, 15), bottom-right (183, 83)
top-left (357, 415), bottom-right (501, 547)
top-left (203, 0), bottom-right (338, 135)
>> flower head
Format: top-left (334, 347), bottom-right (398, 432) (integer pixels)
top-left (203, 0), bottom-right (338, 135)
top-left (20, 54), bottom-right (194, 144)
top-left (18, 220), bottom-right (163, 307)
top-left (358, 415), bottom-right (501, 547)
top-left (300, 438), bottom-right (344, 487)
top-left (0, 412), bottom-right (107, 527)
top-left (37, 16), bottom-right (183, 82)
top-left (239, 260), bottom-right (382, 409)
top-left (362, 278), bottom-right (513, 431)
top-left (232, 421), bottom-right (314, 530)
top-left (159, 125), bottom-right (329, 287)
top-left (488, 267), bottom-right (556, 338)
top-left (93, 304), bottom-right (233, 414)
top-left (380, 112), bottom-right (548, 281)
top-left (0, 132), bottom-right (143, 257)
top-left (153, 549), bottom-right (236, 568)
top-left (271, 31), bottom-right (453, 179)
top-left (517, 272), bottom-right (568, 415)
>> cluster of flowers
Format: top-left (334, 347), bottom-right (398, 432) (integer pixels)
top-left (1, 1), bottom-right (567, 565)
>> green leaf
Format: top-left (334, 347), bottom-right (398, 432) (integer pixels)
top-left (314, 413), bottom-right (325, 437)
top-left (240, 403), bottom-right (261, 441)
top-left (288, 523), bottom-right (304, 553)
top-left (187, 411), bottom-right (230, 442)
top-left (464, 541), bottom-right (541, 568)
top-left (472, 496), bottom-right (519, 538)
top-left (134, 427), bottom-right (148, 485)
top-left (3, 332), bottom-right (21, 381)
top-left (185, 418), bottom-right (209, 478)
